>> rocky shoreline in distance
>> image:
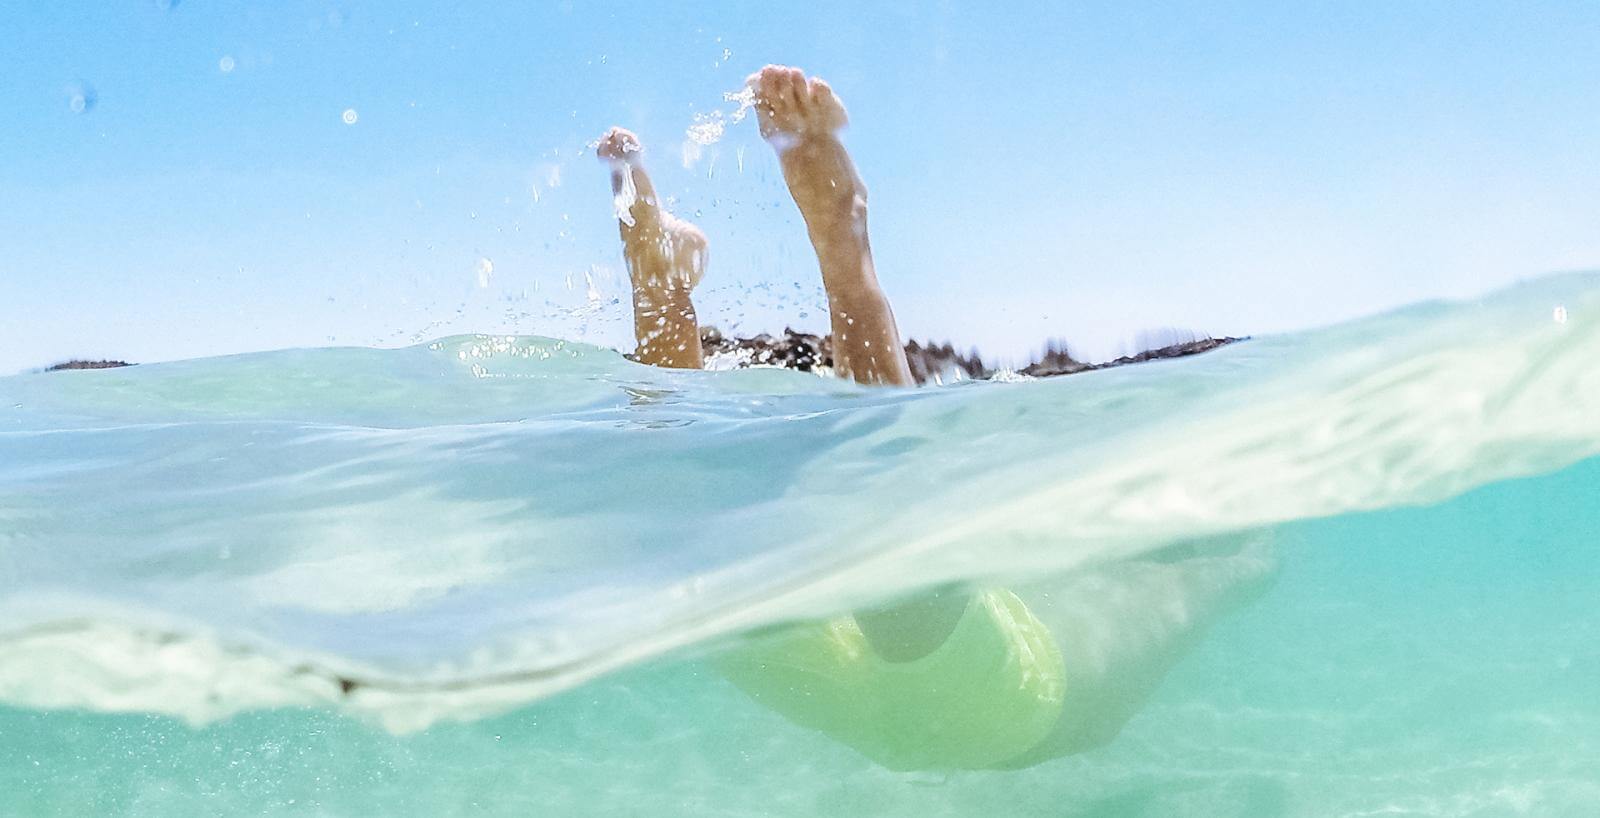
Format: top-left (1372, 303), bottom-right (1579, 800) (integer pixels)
top-left (43, 329), bottom-right (1239, 384)
top-left (700, 327), bottom-right (1240, 385)
top-left (45, 359), bottom-right (133, 371)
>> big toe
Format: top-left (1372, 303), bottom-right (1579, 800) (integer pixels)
top-left (751, 65), bottom-right (807, 132)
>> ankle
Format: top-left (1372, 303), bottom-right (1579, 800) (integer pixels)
top-left (632, 289), bottom-right (701, 368)
top-left (633, 282), bottom-right (694, 313)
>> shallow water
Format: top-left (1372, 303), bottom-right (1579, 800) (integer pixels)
top-left (3, 273), bottom-right (1598, 815)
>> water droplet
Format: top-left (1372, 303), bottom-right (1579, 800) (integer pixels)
top-left (476, 257), bottom-right (494, 288)
top-left (219, 55), bottom-right (236, 73)
top-left (341, 108), bottom-right (359, 125)
top-left (686, 112), bottom-right (726, 147)
top-left (66, 82), bottom-right (97, 114)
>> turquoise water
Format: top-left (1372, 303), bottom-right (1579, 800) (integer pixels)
top-left (3, 273), bottom-right (1598, 815)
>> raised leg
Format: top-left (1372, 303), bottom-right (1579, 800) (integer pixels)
top-left (747, 66), bottom-right (914, 388)
top-left (748, 66), bottom-right (963, 661)
top-left (597, 127), bottom-right (706, 369)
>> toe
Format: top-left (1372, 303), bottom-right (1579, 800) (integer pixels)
top-left (761, 67), bottom-right (806, 128)
top-left (808, 77), bottom-right (848, 128)
top-left (750, 69), bottom-right (784, 136)
top-left (753, 66), bottom-right (788, 108)
top-left (755, 65), bottom-right (789, 99)
top-left (783, 67), bottom-right (807, 109)
top-left (769, 66), bottom-right (801, 110)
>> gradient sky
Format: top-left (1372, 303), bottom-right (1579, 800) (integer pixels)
top-left (3, 0), bottom-right (1598, 373)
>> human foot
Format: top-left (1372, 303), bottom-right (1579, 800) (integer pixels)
top-left (596, 127), bottom-right (707, 369)
top-left (747, 66), bottom-right (863, 239)
top-left (595, 125), bottom-right (644, 163)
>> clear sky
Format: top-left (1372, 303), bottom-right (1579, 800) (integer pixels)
top-left (3, 1), bottom-right (1598, 373)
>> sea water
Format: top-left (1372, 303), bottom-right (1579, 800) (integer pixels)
top-left (2, 273), bottom-right (1597, 816)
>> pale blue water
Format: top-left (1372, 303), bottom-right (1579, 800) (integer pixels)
top-left (2, 273), bottom-right (1597, 816)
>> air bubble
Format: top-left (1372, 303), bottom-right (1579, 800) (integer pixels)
top-left (341, 108), bottom-right (359, 125)
top-left (219, 56), bottom-right (236, 73)
top-left (1554, 305), bottom-right (1568, 324)
top-left (66, 82), bottom-right (97, 114)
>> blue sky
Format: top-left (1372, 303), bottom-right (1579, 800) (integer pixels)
top-left (3, 1), bottom-right (1598, 373)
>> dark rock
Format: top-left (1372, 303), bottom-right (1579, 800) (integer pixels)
top-left (701, 326), bottom-right (834, 373)
top-left (1094, 336), bottom-right (1237, 368)
top-left (1018, 340), bottom-right (1091, 379)
top-left (905, 339), bottom-right (987, 384)
top-left (46, 360), bottom-right (133, 371)
top-left (701, 326), bottom-right (1242, 384)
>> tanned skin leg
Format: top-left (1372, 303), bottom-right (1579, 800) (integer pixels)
top-left (749, 65), bottom-right (967, 662)
top-left (746, 66), bottom-right (915, 386)
top-left (597, 127), bottom-right (707, 369)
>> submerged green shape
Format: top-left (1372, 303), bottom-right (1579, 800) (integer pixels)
top-left (718, 587), bottom-right (1066, 771)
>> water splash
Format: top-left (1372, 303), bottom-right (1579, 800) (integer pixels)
top-left (613, 166), bottom-right (639, 227)
top-left (681, 140), bottom-right (704, 169)
top-left (687, 113), bottom-right (727, 147)
top-left (724, 86), bottom-right (757, 122)
top-left (680, 86), bottom-right (760, 166)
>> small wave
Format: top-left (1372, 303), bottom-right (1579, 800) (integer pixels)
top-left (1, 272), bottom-right (1597, 729)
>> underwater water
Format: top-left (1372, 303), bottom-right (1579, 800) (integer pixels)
top-left (2, 272), bottom-right (1597, 816)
